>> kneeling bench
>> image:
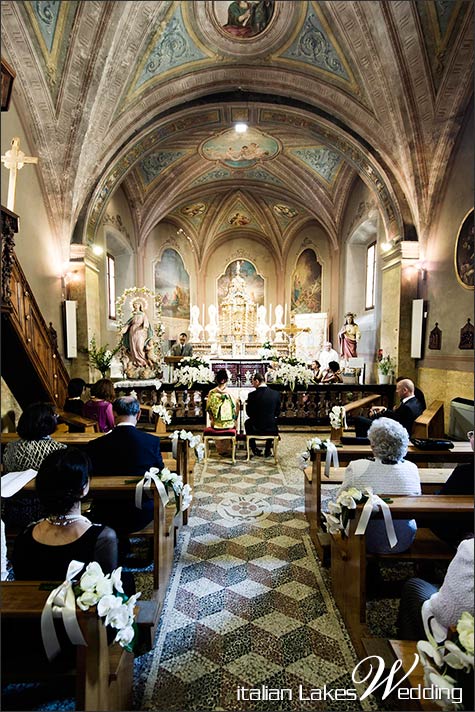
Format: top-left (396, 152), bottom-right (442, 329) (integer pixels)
top-left (203, 427), bottom-right (236, 463)
top-left (245, 434), bottom-right (279, 464)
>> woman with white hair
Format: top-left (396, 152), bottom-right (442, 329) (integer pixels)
top-left (334, 417), bottom-right (421, 554)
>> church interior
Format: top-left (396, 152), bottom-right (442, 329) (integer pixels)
top-left (1, 1), bottom-right (474, 710)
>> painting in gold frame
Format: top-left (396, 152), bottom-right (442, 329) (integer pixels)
top-left (454, 208), bottom-right (474, 290)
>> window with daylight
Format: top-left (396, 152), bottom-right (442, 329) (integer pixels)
top-left (365, 242), bottom-right (376, 310)
top-left (107, 253), bottom-right (116, 319)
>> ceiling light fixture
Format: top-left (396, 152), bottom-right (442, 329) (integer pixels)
top-left (92, 244), bottom-right (103, 256)
top-left (234, 122), bottom-right (248, 133)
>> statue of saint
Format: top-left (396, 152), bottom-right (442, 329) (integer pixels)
top-left (228, 261), bottom-right (247, 298)
top-left (338, 312), bottom-right (361, 359)
top-left (188, 305), bottom-right (202, 342)
top-left (206, 304), bottom-right (219, 343)
top-left (121, 298), bottom-right (154, 367)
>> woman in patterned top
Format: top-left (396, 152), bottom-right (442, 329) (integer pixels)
top-left (2, 402), bottom-right (66, 532)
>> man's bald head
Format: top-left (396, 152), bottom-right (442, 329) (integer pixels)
top-left (396, 379), bottom-right (414, 399)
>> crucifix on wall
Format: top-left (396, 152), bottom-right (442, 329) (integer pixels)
top-left (1, 136), bottom-right (38, 212)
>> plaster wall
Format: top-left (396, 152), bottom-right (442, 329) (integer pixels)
top-left (418, 367), bottom-right (474, 432)
top-left (420, 107), bottom-right (474, 373)
top-left (1, 101), bottom-right (65, 350)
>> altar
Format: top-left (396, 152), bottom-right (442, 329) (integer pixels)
top-left (209, 357), bottom-right (268, 385)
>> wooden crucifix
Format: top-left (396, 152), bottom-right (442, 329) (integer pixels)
top-left (1, 137), bottom-right (38, 212)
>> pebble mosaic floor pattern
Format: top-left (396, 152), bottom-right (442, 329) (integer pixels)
top-left (137, 450), bottom-right (377, 711)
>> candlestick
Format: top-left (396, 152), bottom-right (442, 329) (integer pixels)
top-left (202, 304), bottom-right (205, 326)
top-left (269, 303), bottom-right (272, 325)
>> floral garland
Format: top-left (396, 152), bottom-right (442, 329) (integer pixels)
top-left (171, 429), bottom-right (205, 461)
top-left (418, 612), bottom-right (474, 711)
top-left (329, 405), bottom-right (347, 429)
top-left (75, 562), bottom-right (141, 650)
top-left (174, 356), bottom-right (215, 387)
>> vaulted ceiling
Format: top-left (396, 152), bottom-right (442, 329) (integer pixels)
top-left (2, 0), bottom-right (473, 260)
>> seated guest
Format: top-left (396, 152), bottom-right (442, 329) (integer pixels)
top-left (12, 448), bottom-right (118, 579)
top-left (309, 360), bottom-right (322, 382)
top-left (354, 378), bottom-right (423, 437)
top-left (206, 369), bottom-right (239, 455)
top-left (320, 360), bottom-right (343, 384)
top-left (83, 378), bottom-right (115, 432)
top-left (332, 418), bottom-right (421, 553)
top-left (396, 376), bottom-right (426, 411)
top-left (63, 377), bottom-right (86, 415)
top-left (2, 403), bottom-right (66, 532)
top-left (245, 373), bottom-right (280, 457)
top-left (398, 536), bottom-right (474, 642)
top-left (170, 332), bottom-right (193, 357)
top-left (87, 396), bottom-right (164, 552)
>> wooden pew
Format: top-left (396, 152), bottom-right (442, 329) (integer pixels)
top-left (343, 393), bottom-right (381, 417)
top-left (304, 442), bottom-right (472, 561)
top-left (412, 400), bottom-right (445, 439)
top-left (1, 580), bottom-right (159, 711)
top-left (56, 410), bottom-right (100, 433)
top-left (330, 495), bottom-right (473, 658)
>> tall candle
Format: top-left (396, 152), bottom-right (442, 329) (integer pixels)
top-left (269, 303), bottom-right (272, 325)
top-left (202, 304), bottom-right (205, 326)
top-left (284, 303), bottom-right (288, 324)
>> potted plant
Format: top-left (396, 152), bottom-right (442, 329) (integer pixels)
top-left (89, 335), bottom-right (120, 378)
top-left (377, 354), bottom-right (395, 384)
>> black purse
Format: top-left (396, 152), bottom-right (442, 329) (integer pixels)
top-left (410, 437), bottom-right (454, 450)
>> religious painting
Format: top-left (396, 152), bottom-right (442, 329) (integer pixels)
top-left (229, 212), bottom-right (250, 226)
top-left (200, 127), bottom-right (280, 169)
top-left (291, 249), bottom-right (322, 314)
top-left (181, 202), bottom-right (207, 217)
top-left (273, 204), bottom-right (297, 219)
top-left (1, 58), bottom-right (15, 112)
top-left (154, 249), bottom-right (190, 319)
top-left (214, 1), bottom-right (274, 38)
top-left (454, 209), bottom-right (474, 289)
top-left (217, 260), bottom-right (264, 307)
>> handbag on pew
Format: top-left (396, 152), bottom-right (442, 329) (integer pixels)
top-left (410, 437), bottom-right (454, 450)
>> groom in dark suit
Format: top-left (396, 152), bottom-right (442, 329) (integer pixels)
top-left (245, 373), bottom-right (281, 457)
top-left (87, 396), bottom-right (164, 546)
top-left (354, 378), bottom-right (424, 437)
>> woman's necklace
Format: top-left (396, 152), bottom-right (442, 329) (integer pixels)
top-left (46, 514), bottom-right (91, 527)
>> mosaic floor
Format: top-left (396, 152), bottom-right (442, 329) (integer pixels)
top-left (136, 446), bottom-right (377, 712)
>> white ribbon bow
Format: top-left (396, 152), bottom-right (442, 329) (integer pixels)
top-left (41, 559), bottom-right (87, 661)
top-left (354, 487), bottom-right (398, 548)
top-left (324, 443), bottom-right (339, 477)
top-left (135, 467), bottom-right (169, 510)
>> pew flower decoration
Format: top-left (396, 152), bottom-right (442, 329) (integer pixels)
top-left (75, 562), bottom-right (141, 651)
top-left (322, 487), bottom-right (393, 538)
top-left (297, 436), bottom-right (332, 470)
top-left (171, 429), bottom-right (205, 461)
top-left (174, 356), bottom-right (214, 387)
top-left (159, 467), bottom-right (193, 512)
top-left (152, 403), bottom-right (172, 424)
top-left (417, 612), bottom-right (474, 711)
top-left (329, 405), bottom-right (347, 430)
top-left (272, 356), bottom-right (315, 391)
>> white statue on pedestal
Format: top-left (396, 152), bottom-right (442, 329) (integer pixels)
top-left (256, 305), bottom-right (270, 343)
top-left (205, 304), bottom-right (219, 343)
top-left (188, 305), bottom-right (203, 342)
top-left (272, 304), bottom-right (286, 342)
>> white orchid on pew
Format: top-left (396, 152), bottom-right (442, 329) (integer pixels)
top-left (75, 562), bottom-right (141, 651)
top-left (417, 612), bottom-right (474, 711)
top-left (329, 405), bottom-right (346, 430)
top-left (322, 487), bottom-right (394, 538)
top-left (159, 467), bottom-right (193, 512)
top-left (171, 429), bottom-right (205, 462)
top-left (297, 436), bottom-right (332, 471)
top-left (152, 403), bottom-right (172, 424)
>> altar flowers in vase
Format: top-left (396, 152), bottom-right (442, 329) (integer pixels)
top-left (174, 356), bottom-right (214, 387)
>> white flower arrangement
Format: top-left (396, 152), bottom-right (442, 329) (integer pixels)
top-left (417, 612), bottom-right (474, 711)
top-left (152, 403), bottom-right (172, 424)
top-left (272, 357), bottom-right (315, 391)
top-left (75, 562), bottom-right (141, 651)
top-left (259, 341), bottom-right (278, 361)
top-left (171, 429), bottom-right (205, 462)
top-left (322, 487), bottom-right (393, 538)
top-left (159, 466), bottom-right (193, 512)
top-left (296, 436), bottom-right (332, 471)
top-left (174, 356), bottom-right (214, 387)
top-left (329, 405), bottom-right (347, 430)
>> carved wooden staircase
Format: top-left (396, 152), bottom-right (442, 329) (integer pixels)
top-left (1, 206), bottom-right (69, 408)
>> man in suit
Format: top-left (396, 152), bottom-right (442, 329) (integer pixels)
top-left (87, 396), bottom-right (164, 552)
top-left (170, 332), bottom-right (193, 357)
top-left (354, 378), bottom-right (424, 437)
top-left (245, 373), bottom-right (281, 457)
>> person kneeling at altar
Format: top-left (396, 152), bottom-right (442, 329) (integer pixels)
top-left (205, 369), bottom-right (239, 455)
top-left (328, 418), bottom-right (421, 554)
top-left (245, 373), bottom-right (281, 457)
top-left (86, 396), bottom-right (164, 559)
top-left (13, 448), bottom-right (119, 580)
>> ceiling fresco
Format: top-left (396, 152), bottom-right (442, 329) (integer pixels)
top-left (1, 0), bottom-right (472, 260)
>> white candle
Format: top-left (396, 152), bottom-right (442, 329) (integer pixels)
top-left (284, 303), bottom-right (288, 324)
top-left (269, 303), bottom-right (272, 325)
top-left (202, 304), bottom-right (205, 325)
